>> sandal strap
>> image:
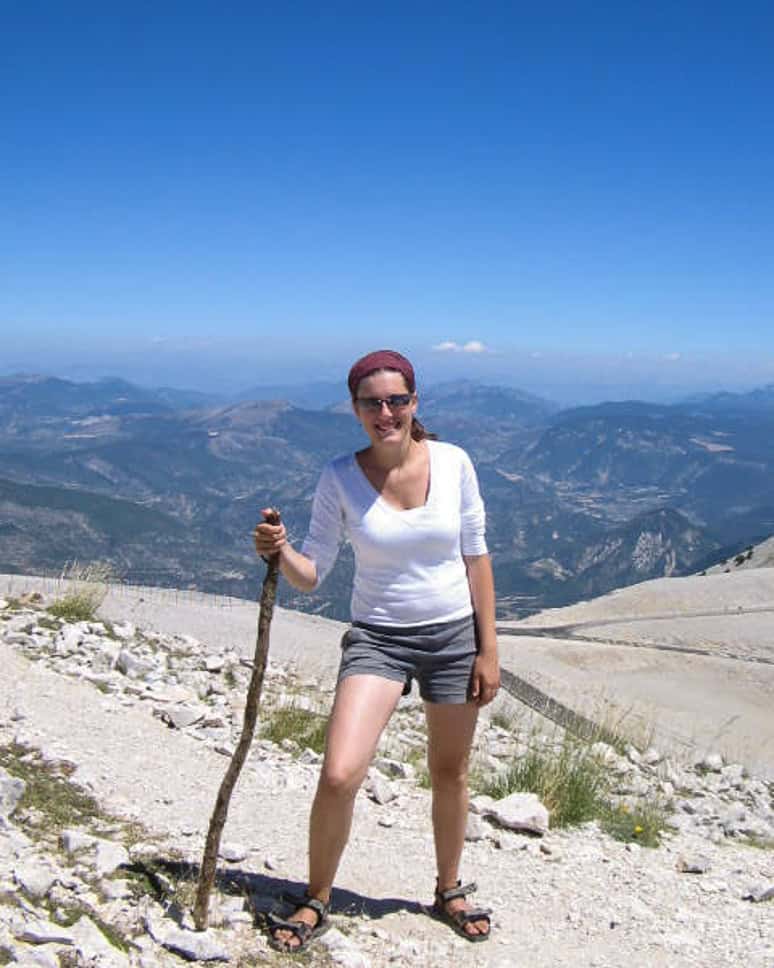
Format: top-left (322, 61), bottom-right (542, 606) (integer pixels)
top-left (436, 880), bottom-right (478, 903)
top-left (300, 897), bottom-right (328, 925)
top-left (266, 914), bottom-right (314, 942)
top-left (278, 892), bottom-right (329, 928)
top-left (450, 906), bottom-right (491, 925)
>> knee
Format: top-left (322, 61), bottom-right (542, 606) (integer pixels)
top-left (318, 762), bottom-right (363, 800)
top-left (428, 758), bottom-right (469, 791)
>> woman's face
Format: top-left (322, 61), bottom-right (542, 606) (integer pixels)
top-left (352, 370), bottom-right (417, 447)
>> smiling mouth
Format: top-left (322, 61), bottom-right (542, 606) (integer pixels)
top-left (374, 418), bottom-right (402, 434)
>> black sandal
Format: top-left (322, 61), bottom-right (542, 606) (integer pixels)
top-left (432, 880), bottom-right (491, 943)
top-left (266, 893), bottom-right (330, 952)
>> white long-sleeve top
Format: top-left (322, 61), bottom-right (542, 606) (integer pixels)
top-left (301, 440), bottom-right (488, 627)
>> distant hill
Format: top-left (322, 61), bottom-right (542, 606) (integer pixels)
top-left (235, 380), bottom-right (344, 410)
top-left (151, 386), bottom-right (227, 409)
top-left (565, 507), bottom-right (718, 602)
top-left (695, 534), bottom-right (774, 575)
top-left (0, 375), bottom-right (173, 425)
top-left (0, 476), bottom-right (200, 586)
top-left (504, 400), bottom-right (774, 536)
top-left (422, 380), bottom-right (557, 421)
top-left (680, 383), bottom-right (774, 414)
top-left (2, 373), bottom-right (773, 618)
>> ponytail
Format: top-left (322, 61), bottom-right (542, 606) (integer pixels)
top-left (411, 415), bottom-right (438, 441)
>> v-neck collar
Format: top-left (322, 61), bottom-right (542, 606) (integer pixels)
top-left (352, 441), bottom-right (433, 514)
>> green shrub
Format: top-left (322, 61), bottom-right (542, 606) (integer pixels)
top-left (260, 705), bottom-right (328, 754)
top-left (475, 737), bottom-right (609, 828)
top-left (491, 708), bottom-right (518, 731)
top-left (0, 742), bottom-right (102, 831)
top-left (47, 561), bottom-right (112, 622)
top-left (48, 594), bottom-right (101, 622)
top-left (600, 798), bottom-right (669, 847)
top-left (473, 721), bottom-right (670, 846)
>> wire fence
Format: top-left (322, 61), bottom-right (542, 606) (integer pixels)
top-left (0, 570), bottom-right (259, 611)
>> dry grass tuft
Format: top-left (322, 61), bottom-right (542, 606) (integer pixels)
top-left (47, 561), bottom-right (112, 622)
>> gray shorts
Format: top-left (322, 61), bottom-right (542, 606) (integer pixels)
top-left (337, 614), bottom-right (477, 704)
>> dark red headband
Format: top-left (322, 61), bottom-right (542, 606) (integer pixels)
top-left (347, 349), bottom-right (416, 397)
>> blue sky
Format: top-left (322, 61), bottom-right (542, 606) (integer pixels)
top-left (2, 2), bottom-right (773, 402)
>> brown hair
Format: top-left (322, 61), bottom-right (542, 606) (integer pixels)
top-left (348, 349), bottom-right (437, 441)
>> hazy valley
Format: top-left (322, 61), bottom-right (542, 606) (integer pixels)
top-left (1, 373), bottom-right (773, 619)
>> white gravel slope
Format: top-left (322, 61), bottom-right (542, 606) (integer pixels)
top-left (2, 641), bottom-right (773, 967)
top-left (1, 573), bottom-right (773, 966)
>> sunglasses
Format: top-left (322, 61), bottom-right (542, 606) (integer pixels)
top-left (356, 393), bottom-right (414, 412)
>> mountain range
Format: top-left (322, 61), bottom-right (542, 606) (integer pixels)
top-left (1, 373), bottom-right (772, 619)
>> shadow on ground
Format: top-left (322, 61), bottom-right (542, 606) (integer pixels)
top-left (128, 856), bottom-right (424, 925)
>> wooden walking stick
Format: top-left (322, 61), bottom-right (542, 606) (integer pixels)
top-left (193, 509), bottom-right (282, 930)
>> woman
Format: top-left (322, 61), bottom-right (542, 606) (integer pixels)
top-left (254, 349), bottom-right (500, 950)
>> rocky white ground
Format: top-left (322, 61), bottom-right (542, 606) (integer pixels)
top-left (0, 575), bottom-right (772, 967)
top-left (498, 568), bottom-right (774, 780)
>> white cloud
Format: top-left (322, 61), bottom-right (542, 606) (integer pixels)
top-left (432, 339), bottom-right (488, 354)
top-left (663, 352), bottom-right (682, 362)
top-left (150, 336), bottom-right (169, 345)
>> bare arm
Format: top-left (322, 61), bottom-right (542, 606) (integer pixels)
top-left (464, 553), bottom-right (500, 705)
top-left (254, 510), bottom-right (318, 592)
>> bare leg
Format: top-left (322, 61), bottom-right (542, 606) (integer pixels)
top-left (272, 674), bottom-right (403, 948)
top-left (425, 700), bottom-right (489, 937)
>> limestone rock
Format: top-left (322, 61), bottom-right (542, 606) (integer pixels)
top-left (219, 843), bottom-right (248, 862)
top-left (13, 860), bottom-right (59, 899)
top-left (159, 704), bottom-right (206, 730)
top-left (469, 794), bottom-right (495, 815)
top-left (70, 914), bottom-right (131, 967)
top-left (111, 622), bottom-right (135, 640)
top-left (116, 649), bottom-right (156, 679)
top-left (13, 918), bottom-right (74, 945)
top-left (61, 829), bottom-right (97, 853)
top-left (0, 768), bottom-right (26, 819)
top-left (742, 883), bottom-right (774, 903)
top-left (465, 814), bottom-right (487, 842)
top-left (626, 745), bottom-right (642, 765)
top-left (697, 752), bottom-right (724, 773)
top-left (589, 742), bottom-right (618, 764)
top-left (319, 926), bottom-right (369, 967)
top-left (54, 625), bottom-right (84, 655)
top-left (13, 947), bottom-right (61, 967)
top-left (368, 775), bottom-right (397, 805)
top-left (298, 747), bottom-right (322, 765)
top-left (161, 926), bottom-right (230, 961)
top-left (483, 792), bottom-right (550, 835)
top-left (676, 854), bottom-right (712, 874)
top-left (94, 839), bottom-right (130, 876)
top-left (721, 763), bottom-right (746, 787)
top-left (374, 756), bottom-right (415, 780)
